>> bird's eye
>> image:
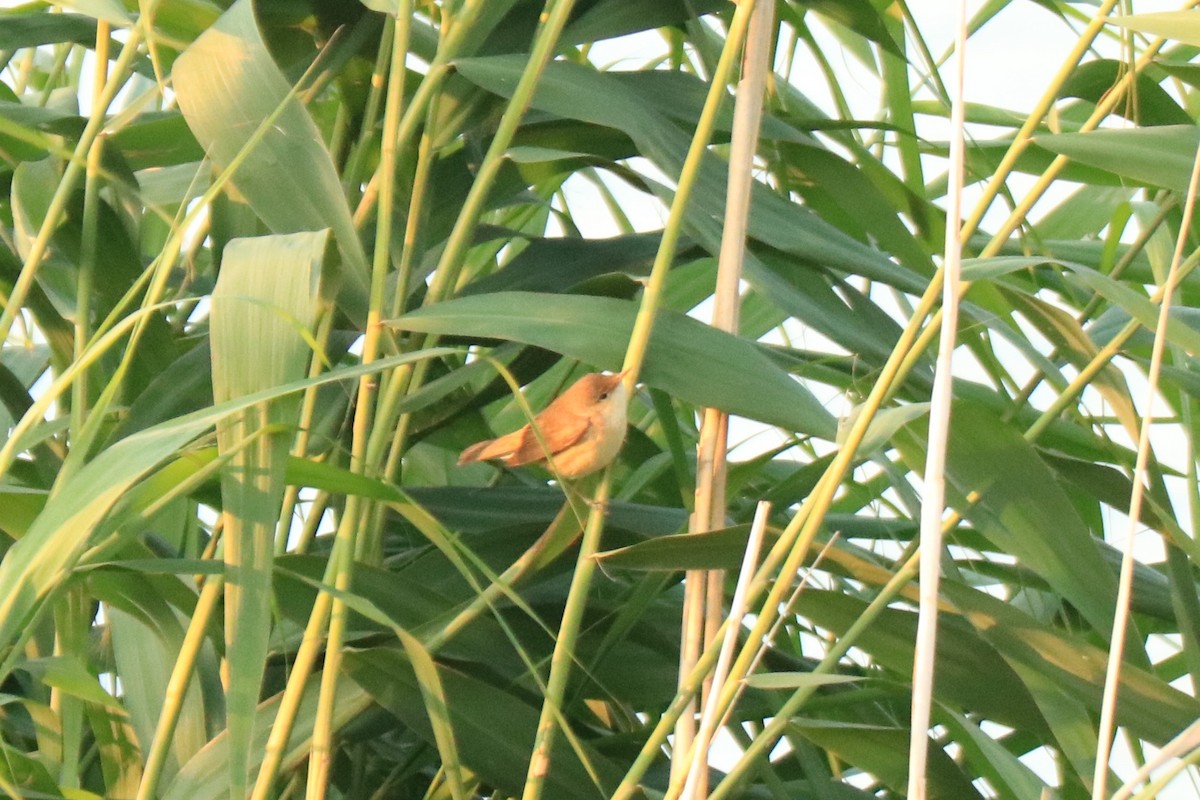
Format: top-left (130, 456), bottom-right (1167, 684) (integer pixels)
top-left (599, 391), bottom-right (610, 400)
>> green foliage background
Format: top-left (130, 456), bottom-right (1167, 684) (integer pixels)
top-left (1, 1), bottom-right (1199, 798)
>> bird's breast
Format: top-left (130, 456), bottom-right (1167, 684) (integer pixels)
top-left (547, 404), bottom-right (627, 478)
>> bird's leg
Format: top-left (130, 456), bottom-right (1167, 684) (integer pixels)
top-left (560, 474), bottom-right (610, 516)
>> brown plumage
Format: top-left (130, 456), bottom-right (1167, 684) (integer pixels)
top-left (457, 371), bottom-right (629, 478)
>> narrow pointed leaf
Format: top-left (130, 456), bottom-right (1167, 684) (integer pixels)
top-left (898, 402), bottom-right (1119, 637)
top-left (392, 292), bottom-right (836, 437)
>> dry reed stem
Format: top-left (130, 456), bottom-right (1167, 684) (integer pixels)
top-left (906, 1), bottom-right (967, 797)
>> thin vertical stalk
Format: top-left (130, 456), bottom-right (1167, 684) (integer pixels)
top-left (622, 0), bottom-right (757, 384)
top-left (363, 1), bottom-right (410, 500)
top-left (674, 2), bottom-right (773, 792)
top-left (307, 10), bottom-right (410, 798)
top-left (906, 2), bottom-right (966, 797)
top-left (352, 0), bottom-right (490, 228)
top-left (678, 503), bottom-right (770, 800)
top-left (54, 23), bottom-right (111, 782)
top-left (674, 589), bottom-right (700, 784)
top-left (51, 26), bottom-right (112, 782)
top-left (523, 5), bottom-right (761, 797)
top-left (0, 24), bottom-right (143, 350)
top-left (35, 40), bottom-right (75, 107)
top-left (305, 509), bottom-right (361, 798)
top-left (957, 0), bottom-right (1122, 243)
top-left (423, 0), bottom-right (579, 306)
top-left (1091, 136), bottom-right (1200, 800)
top-left (519, 477), bottom-right (612, 800)
top-left (370, 0), bottom-right (578, 500)
top-left (251, 564), bottom-right (336, 800)
top-left (136, 576), bottom-right (224, 800)
top-left (706, 548), bottom-right (923, 800)
top-left (275, 315), bottom-right (335, 557)
top-left (341, 23), bottom-right (394, 202)
top-left (379, 107), bottom-right (438, 481)
top-left (69, 21), bottom-right (108, 447)
top-left (293, 491), bottom-right (332, 555)
top-left (379, 93), bottom-right (443, 486)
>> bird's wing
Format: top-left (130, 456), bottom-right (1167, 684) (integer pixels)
top-left (458, 427), bottom-right (526, 465)
top-left (506, 413), bottom-right (591, 466)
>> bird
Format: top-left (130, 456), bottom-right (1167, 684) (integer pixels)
top-left (457, 370), bottom-right (629, 478)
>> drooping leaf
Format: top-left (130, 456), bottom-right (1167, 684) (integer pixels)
top-left (392, 291), bottom-right (837, 437)
top-left (1035, 125), bottom-right (1200, 193)
top-left (454, 56), bottom-right (915, 289)
top-left (173, 0), bottom-right (369, 320)
top-left (944, 581), bottom-right (1200, 745)
top-left (208, 230), bottom-right (325, 797)
top-left (1059, 59), bottom-right (1191, 126)
top-left (792, 590), bottom-right (1048, 736)
top-left (788, 720), bottom-right (986, 800)
top-left (0, 11), bottom-right (101, 49)
top-left (897, 402), bottom-right (1120, 638)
